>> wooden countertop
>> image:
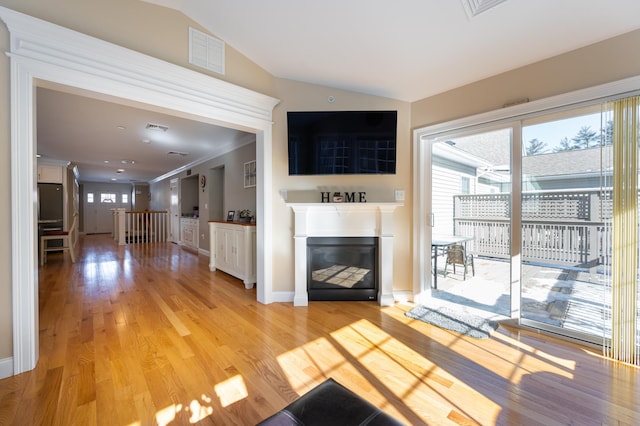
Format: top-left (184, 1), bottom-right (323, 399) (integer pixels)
top-left (209, 220), bottom-right (256, 226)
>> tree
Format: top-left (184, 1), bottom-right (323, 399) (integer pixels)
top-left (602, 120), bottom-right (613, 145)
top-left (525, 138), bottom-right (548, 155)
top-left (572, 125), bottom-right (599, 149)
top-left (553, 137), bottom-right (574, 152)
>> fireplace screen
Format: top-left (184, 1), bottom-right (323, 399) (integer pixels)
top-left (307, 237), bottom-right (378, 301)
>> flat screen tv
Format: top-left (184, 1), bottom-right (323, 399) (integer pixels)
top-left (287, 110), bottom-right (397, 175)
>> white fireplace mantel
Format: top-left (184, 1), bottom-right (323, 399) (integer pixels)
top-left (287, 202), bottom-right (402, 306)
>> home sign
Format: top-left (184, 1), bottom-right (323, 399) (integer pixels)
top-left (321, 191), bottom-right (367, 203)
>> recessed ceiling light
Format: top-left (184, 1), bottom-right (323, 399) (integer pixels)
top-left (104, 160), bottom-right (110, 163)
top-left (142, 139), bottom-right (151, 144)
top-left (116, 168), bottom-right (125, 173)
top-left (116, 125), bottom-right (126, 130)
top-left (111, 178), bottom-right (117, 181)
top-left (121, 159), bottom-right (136, 165)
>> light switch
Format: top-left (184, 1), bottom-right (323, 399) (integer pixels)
top-left (394, 189), bottom-right (405, 201)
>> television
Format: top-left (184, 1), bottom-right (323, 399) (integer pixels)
top-left (287, 110), bottom-right (397, 175)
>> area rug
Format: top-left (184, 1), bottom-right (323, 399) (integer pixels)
top-left (405, 305), bottom-right (499, 339)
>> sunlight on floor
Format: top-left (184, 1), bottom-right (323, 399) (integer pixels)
top-left (137, 309), bottom-right (583, 425)
top-left (154, 394), bottom-right (215, 426)
top-left (215, 375), bottom-right (248, 407)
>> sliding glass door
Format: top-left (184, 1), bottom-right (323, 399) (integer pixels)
top-left (429, 126), bottom-right (514, 317)
top-left (520, 105), bottom-right (608, 342)
top-left (419, 86), bottom-right (640, 361)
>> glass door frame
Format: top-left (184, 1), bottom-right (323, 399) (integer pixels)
top-left (415, 121), bottom-right (522, 318)
top-left (413, 76), bottom-right (640, 331)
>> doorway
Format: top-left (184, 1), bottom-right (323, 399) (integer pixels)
top-left (428, 126), bottom-right (514, 317)
top-left (208, 166), bottom-right (225, 222)
top-left (5, 8), bottom-right (278, 375)
top-left (170, 178), bottom-right (180, 243)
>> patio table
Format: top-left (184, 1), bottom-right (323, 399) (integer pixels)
top-left (431, 235), bottom-right (473, 289)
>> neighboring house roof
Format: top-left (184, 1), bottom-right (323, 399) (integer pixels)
top-left (439, 134), bottom-right (612, 179)
top-left (523, 146), bottom-right (612, 177)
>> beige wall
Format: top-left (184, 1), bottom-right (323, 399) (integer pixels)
top-left (412, 29), bottom-right (640, 129)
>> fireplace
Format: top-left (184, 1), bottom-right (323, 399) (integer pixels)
top-left (307, 237), bottom-right (378, 301)
top-left (287, 202), bottom-right (401, 306)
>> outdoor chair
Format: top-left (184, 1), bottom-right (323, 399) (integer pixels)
top-left (444, 244), bottom-right (474, 280)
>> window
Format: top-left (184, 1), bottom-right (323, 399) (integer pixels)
top-left (100, 193), bottom-right (116, 203)
top-left (461, 176), bottom-right (470, 194)
top-left (122, 193), bottom-right (128, 204)
top-left (87, 193), bottom-right (94, 203)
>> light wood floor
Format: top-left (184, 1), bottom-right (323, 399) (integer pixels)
top-left (1, 234), bottom-right (638, 425)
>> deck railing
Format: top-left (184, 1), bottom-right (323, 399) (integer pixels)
top-left (113, 209), bottom-right (168, 245)
top-left (452, 190), bottom-right (611, 267)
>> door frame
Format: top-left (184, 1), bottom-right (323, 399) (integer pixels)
top-left (413, 72), bottom-right (640, 309)
top-left (1, 7), bottom-right (279, 375)
top-left (170, 178), bottom-right (180, 243)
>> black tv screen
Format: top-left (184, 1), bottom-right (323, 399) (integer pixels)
top-left (288, 110), bottom-right (397, 175)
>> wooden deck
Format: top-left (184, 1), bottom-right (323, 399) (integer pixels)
top-left (0, 234), bottom-right (638, 425)
top-left (432, 254), bottom-right (621, 342)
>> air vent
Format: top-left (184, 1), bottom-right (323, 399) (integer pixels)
top-left (168, 151), bottom-right (189, 156)
top-left (146, 123), bottom-right (169, 132)
top-left (461, 0), bottom-right (507, 18)
top-left (189, 27), bottom-right (225, 75)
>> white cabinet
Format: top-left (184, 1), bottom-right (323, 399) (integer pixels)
top-left (37, 164), bottom-right (63, 183)
top-left (180, 218), bottom-right (199, 251)
top-left (209, 221), bottom-right (256, 289)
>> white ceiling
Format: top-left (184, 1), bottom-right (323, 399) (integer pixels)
top-left (37, 0), bottom-right (640, 183)
top-left (37, 87), bottom-right (253, 183)
top-left (149, 0), bottom-right (640, 101)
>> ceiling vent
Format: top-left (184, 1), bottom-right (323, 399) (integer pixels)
top-left (461, 0), bottom-right (508, 18)
top-left (168, 151), bottom-right (189, 157)
top-left (189, 27), bottom-right (225, 75)
top-left (146, 122), bottom-right (169, 132)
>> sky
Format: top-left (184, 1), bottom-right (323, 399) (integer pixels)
top-left (522, 113), bottom-right (603, 153)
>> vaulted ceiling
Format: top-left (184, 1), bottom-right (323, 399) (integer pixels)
top-left (146, 0), bottom-right (640, 102)
top-left (37, 1), bottom-right (640, 182)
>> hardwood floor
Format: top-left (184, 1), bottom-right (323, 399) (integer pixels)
top-left (1, 234), bottom-right (638, 425)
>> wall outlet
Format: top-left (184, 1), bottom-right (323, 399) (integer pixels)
top-left (394, 189), bottom-right (405, 201)
top-left (201, 233), bottom-right (205, 239)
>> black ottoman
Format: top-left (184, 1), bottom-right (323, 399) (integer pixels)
top-left (257, 378), bottom-right (404, 426)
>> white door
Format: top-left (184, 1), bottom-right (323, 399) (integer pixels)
top-left (170, 178), bottom-right (180, 243)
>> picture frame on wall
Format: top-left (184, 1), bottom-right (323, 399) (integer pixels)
top-left (244, 160), bottom-right (256, 188)
top-left (226, 210), bottom-right (235, 222)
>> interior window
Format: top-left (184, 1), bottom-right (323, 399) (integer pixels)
top-left (100, 193), bottom-right (116, 203)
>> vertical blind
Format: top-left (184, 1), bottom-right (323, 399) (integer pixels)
top-left (604, 95), bottom-right (640, 365)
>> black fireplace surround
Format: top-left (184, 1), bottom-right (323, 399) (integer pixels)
top-left (307, 237), bottom-right (378, 301)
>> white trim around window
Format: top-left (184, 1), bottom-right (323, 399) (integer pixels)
top-left (412, 74), bottom-right (640, 304)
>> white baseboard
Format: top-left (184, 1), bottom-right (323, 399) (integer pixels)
top-left (392, 290), bottom-right (413, 303)
top-left (268, 291), bottom-right (413, 305)
top-left (270, 291), bottom-right (295, 303)
top-left (0, 357), bottom-right (13, 379)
